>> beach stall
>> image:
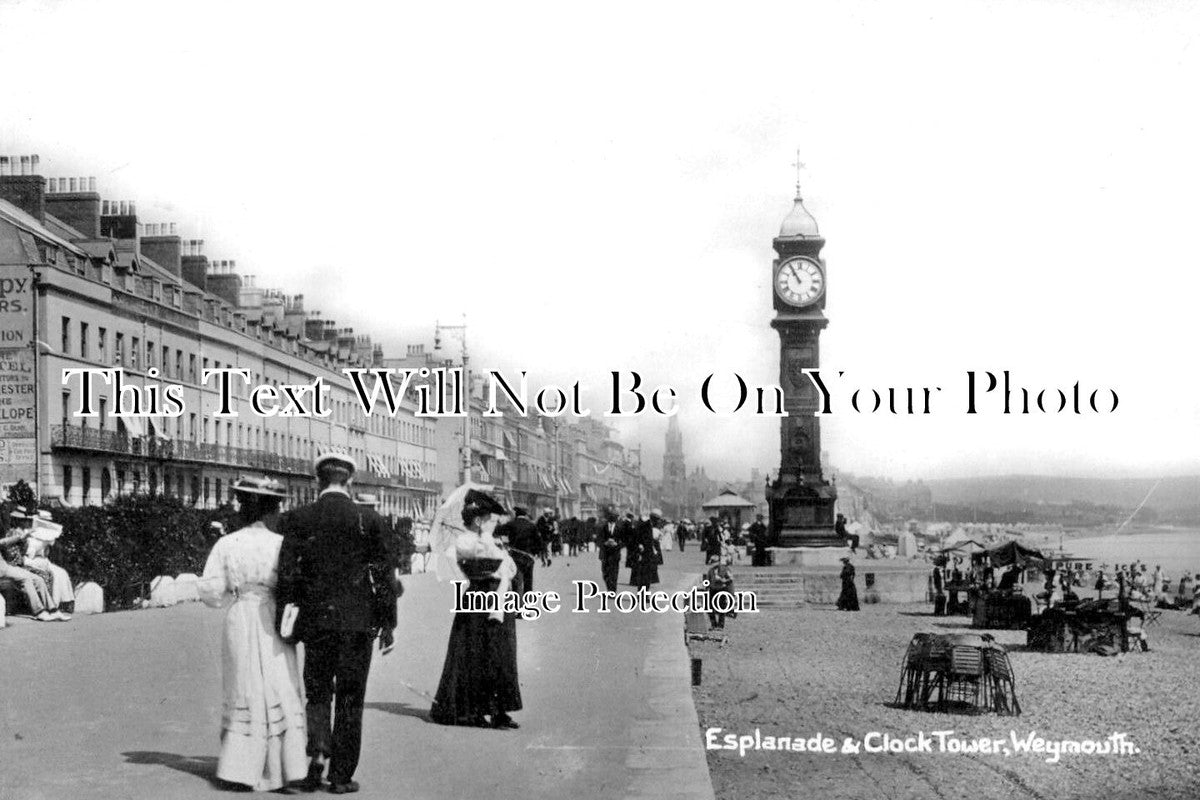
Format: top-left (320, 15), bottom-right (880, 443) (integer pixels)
top-left (971, 541), bottom-right (1046, 630)
top-left (1027, 598), bottom-right (1145, 655)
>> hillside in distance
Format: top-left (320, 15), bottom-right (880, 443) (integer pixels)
top-left (925, 475), bottom-right (1200, 516)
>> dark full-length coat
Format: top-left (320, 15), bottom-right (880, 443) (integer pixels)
top-left (597, 519), bottom-right (624, 592)
top-left (837, 563), bottom-right (860, 611)
top-left (498, 515), bottom-right (540, 591)
top-left (748, 520), bottom-right (770, 567)
top-left (628, 520), bottom-right (660, 588)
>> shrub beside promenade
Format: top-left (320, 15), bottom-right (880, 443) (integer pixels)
top-left (0, 483), bottom-right (234, 611)
top-left (0, 481), bottom-right (417, 612)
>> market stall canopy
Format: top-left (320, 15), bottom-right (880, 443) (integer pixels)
top-left (937, 539), bottom-right (988, 555)
top-left (976, 540), bottom-right (1046, 568)
top-left (700, 490), bottom-right (758, 511)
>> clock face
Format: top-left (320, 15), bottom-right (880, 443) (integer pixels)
top-left (774, 257), bottom-right (825, 306)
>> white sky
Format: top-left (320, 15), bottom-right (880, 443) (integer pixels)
top-left (2, 0), bottom-right (1198, 482)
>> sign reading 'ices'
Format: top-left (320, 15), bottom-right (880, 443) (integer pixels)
top-left (0, 265), bottom-right (35, 483)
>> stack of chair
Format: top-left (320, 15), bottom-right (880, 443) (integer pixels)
top-left (895, 633), bottom-right (1021, 716)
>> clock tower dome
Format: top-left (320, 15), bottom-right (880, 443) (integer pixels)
top-left (767, 173), bottom-right (841, 548)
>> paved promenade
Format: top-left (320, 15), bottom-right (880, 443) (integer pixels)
top-left (0, 547), bottom-right (713, 800)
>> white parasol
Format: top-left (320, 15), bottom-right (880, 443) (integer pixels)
top-left (429, 482), bottom-right (506, 583)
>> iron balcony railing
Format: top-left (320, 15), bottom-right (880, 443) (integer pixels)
top-left (51, 424), bottom-right (444, 488)
top-left (51, 424), bottom-right (311, 475)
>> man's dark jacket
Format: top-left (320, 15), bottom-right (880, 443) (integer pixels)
top-left (276, 491), bottom-right (397, 638)
top-left (499, 515), bottom-right (542, 559)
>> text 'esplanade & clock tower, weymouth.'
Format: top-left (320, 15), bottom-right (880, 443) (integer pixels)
top-left (766, 170), bottom-right (843, 554)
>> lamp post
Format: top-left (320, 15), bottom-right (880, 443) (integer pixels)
top-left (551, 419), bottom-right (560, 515)
top-left (434, 316), bottom-right (469, 485)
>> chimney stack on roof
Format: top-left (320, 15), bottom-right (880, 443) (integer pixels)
top-left (140, 219), bottom-right (182, 277)
top-left (207, 257), bottom-right (243, 308)
top-left (45, 173), bottom-right (101, 235)
top-left (100, 197), bottom-right (139, 239)
top-left (181, 238), bottom-right (208, 291)
top-left (0, 154), bottom-right (47, 222)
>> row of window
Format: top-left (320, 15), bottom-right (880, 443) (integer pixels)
top-left (58, 462), bottom-right (436, 513)
top-left (59, 399), bottom-right (432, 478)
top-left (60, 315), bottom-right (434, 448)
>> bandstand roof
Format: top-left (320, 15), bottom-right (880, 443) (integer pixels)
top-left (700, 490), bottom-right (757, 510)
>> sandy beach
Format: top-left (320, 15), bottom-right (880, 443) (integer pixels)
top-left (692, 599), bottom-right (1200, 800)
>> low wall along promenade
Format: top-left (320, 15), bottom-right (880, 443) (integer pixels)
top-left (730, 561), bottom-right (930, 606)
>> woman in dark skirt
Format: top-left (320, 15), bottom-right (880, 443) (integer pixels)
top-left (837, 556), bottom-right (860, 611)
top-left (628, 514), bottom-right (661, 589)
top-left (429, 489), bottom-right (523, 729)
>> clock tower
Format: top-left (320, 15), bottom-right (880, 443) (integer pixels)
top-left (766, 172), bottom-right (841, 548)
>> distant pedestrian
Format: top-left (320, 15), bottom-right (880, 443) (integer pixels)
top-left (629, 512), bottom-right (661, 589)
top-left (703, 518), bottom-right (722, 565)
top-left (836, 514), bottom-right (858, 553)
top-left (931, 557), bottom-right (947, 616)
top-left (497, 507), bottom-right (540, 593)
top-left (837, 557), bottom-right (860, 611)
top-left (705, 555), bottom-right (737, 629)
top-left (748, 514), bottom-right (770, 567)
top-left (598, 511), bottom-right (624, 593)
top-left (536, 508), bottom-right (557, 566)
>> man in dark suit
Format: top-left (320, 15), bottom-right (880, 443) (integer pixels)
top-left (748, 513), bottom-right (770, 567)
top-left (497, 507), bottom-right (541, 593)
top-left (277, 453), bottom-right (397, 795)
top-left (536, 508), bottom-right (557, 566)
top-left (703, 517), bottom-right (722, 564)
top-left (597, 511), bottom-right (624, 593)
top-left (931, 557), bottom-right (947, 616)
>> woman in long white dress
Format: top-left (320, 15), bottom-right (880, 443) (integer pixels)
top-left (198, 477), bottom-right (308, 792)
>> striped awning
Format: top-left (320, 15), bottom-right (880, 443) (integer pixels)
top-left (366, 453), bottom-right (392, 478)
top-left (117, 415), bottom-right (145, 438)
top-left (148, 417), bottom-right (173, 441)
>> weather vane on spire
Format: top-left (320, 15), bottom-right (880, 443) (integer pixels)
top-left (791, 150), bottom-right (805, 197)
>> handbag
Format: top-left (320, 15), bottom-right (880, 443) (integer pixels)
top-left (279, 602), bottom-right (301, 643)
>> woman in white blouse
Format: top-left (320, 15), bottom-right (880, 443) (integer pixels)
top-left (24, 511), bottom-right (75, 612)
top-left (199, 477), bottom-right (307, 792)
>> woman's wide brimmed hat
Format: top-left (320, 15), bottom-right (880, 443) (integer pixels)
top-left (232, 476), bottom-right (287, 497)
top-left (463, 489), bottom-right (507, 518)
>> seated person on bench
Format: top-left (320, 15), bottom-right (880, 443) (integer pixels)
top-left (1, 525), bottom-right (68, 622)
top-left (24, 511), bottom-right (74, 612)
